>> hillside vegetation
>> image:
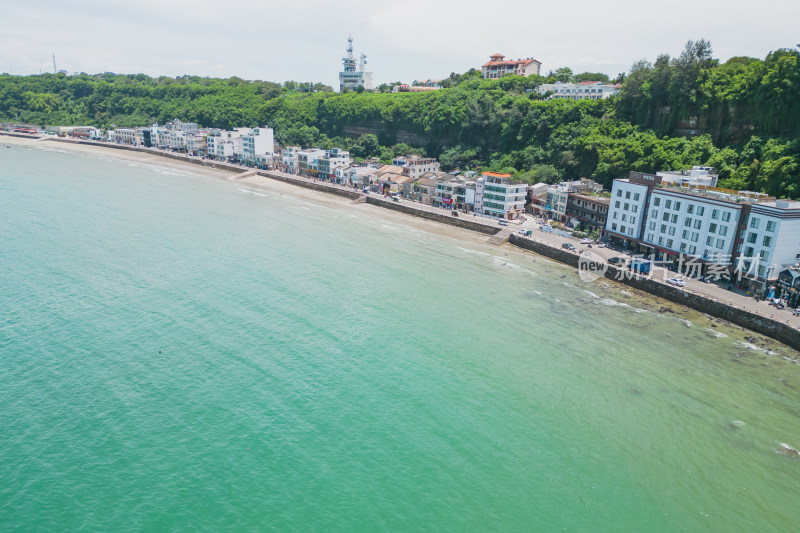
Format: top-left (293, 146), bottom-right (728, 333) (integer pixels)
top-left (1, 41), bottom-right (798, 197)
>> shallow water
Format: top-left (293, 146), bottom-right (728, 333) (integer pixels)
top-left (2, 145), bottom-right (800, 531)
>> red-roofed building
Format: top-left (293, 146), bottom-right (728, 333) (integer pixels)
top-left (481, 53), bottom-right (541, 79)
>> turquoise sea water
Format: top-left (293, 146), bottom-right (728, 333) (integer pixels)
top-left (2, 144), bottom-right (800, 531)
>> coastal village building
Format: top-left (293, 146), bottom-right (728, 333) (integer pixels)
top-left (393, 156), bottom-right (441, 180)
top-left (481, 54), bottom-right (541, 79)
top-left (530, 179), bottom-right (605, 223)
top-left (108, 128), bottom-right (139, 146)
top-left (316, 148), bottom-right (351, 181)
top-left (409, 174), bottom-right (442, 204)
top-left (566, 194), bottom-right (610, 234)
top-left (297, 149), bottom-right (328, 177)
top-left (281, 146), bottom-right (300, 173)
top-left (605, 170), bottom-right (800, 291)
top-left (435, 177), bottom-right (475, 211)
top-left (207, 130), bottom-right (242, 161)
top-left (474, 172), bottom-right (527, 219)
top-left (536, 81), bottom-right (621, 100)
top-left (240, 127), bottom-right (274, 167)
top-left (339, 36), bottom-right (373, 92)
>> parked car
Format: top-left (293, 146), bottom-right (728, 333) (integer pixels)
top-left (391, 195), bottom-right (402, 202)
top-left (498, 219), bottom-right (509, 226)
top-left (362, 187), bottom-right (371, 194)
top-left (580, 238), bottom-right (592, 245)
top-left (562, 243), bottom-right (576, 251)
top-left (607, 257), bottom-right (626, 265)
top-left (667, 277), bottom-right (685, 287)
top-left (597, 243), bottom-right (606, 248)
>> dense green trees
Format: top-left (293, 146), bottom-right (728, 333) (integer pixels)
top-left (2, 42), bottom-right (799, 197)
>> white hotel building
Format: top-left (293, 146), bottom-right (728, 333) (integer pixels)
top-left (605, 171), bottom-right (800, 289)
top-left (474, 172), bottom-right (527, 219)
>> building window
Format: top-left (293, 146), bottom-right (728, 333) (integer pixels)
top-left (665, 199), bottom-right (672, 209)
top-left (654, 197), bottom-right (661, 207)
top-left (658, 236), bottom-right (664, 245)
top-left (694, 219), bottom-right (702, 229)
top-left (722, 211), bottom-right (731, 222)
top-left (697, 206), bottom-right (705, 216)
top-left (649, 221), bottom-right (656, 230)
top-left (634, 193), bottom-right (640, 201)
top-left (684, 217), bottom-right (692, 227)
top-left (617, 189), bottom-right (622, 197)
top-left (711, 209), bottom-right (719, 220)
top-left (706, 236), bottom-right (714, 246)
top-left (671, 214), bottom-right (678, 223)
top-left (709, 223), bottom-right (717, 234)
top-left (687, 205), bottom-right (694, 214)
top-left (747, 232), bottom-right (757, 244)
top-left (663, 212), bottom-right (670, 222)
top-left (716, 238), bottom-right (725, 249)
top-left (651, 210), bottom-right (659, 218)
top-left (745, 246), bottom-right (754, 257)
top-left (615, 201), bottom-right (620, 208)
top-left (680, 243), bottom-right (687, 252)
top-left (632, 205), bottom-right (638, 213)
top-left (660, 224), bottom-right (667, 233)
top-left (760, 250), bottom-right (769, 261)
top-left (750, 217), bottom-right (760, 229)
top-left (612, 223), bottom-right (617, 230)
top-left (622, 214), bottom-right (627, 222)
top-left (666, 239), bottom-right (673, 248)
top-left (766, 220), bottom-right (776, 232)
top-left (675, 202), bottom-right (681, 211)
top-left (647, 233), bottom-right (654, 241)
top-left (682, 230), bottom-right (689, 239)
top-left (620, 225), bottom-right (627, 234)
top-left (689, 245), bottom-right (697, 255)
top-left (719, 226), bottom-right (728, 236)
top-left (763, 236), bottom-right (772, 247)
top-left (626, 191), bottom-right (631, 199)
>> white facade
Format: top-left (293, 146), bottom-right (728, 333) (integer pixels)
top-left (241, 127), bottom-right (274, 166)
top-left (537, 81), bottom-right (621, 100)
top-left (108, 128), bottom-right (139, 145)
top-left (642, 190), bottom-right (741, 261)
top-left (339, 36), bottom-right (373, 92)
top-left (605, 180), bottom-right (649, 239)
top-left (474, 172), bottom-right (527, 218)
top-left (281, 146), bottom-right (300, 173)
top-left (740, 202), bottom-right (800, 279)
top-left (207, 130), bottom-right (241, 160)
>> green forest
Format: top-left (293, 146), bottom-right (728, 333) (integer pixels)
top-left (1, 41), bottom-right (799, 197)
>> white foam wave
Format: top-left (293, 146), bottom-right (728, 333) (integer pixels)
top-left (705, 328), bottom-right (728, 338)
top-left (584, 290), bottom-right (600, 299)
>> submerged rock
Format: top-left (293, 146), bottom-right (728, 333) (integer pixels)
top-left (777, 443), bottom-right (800, 460)
top-left (729, 420), bottom-right (745, 429)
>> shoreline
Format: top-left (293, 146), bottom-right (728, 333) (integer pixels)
top-left (4, 132), bottom-right (800, 351)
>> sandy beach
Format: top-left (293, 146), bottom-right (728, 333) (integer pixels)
top-left (3, 133), bottom-right (798, 354)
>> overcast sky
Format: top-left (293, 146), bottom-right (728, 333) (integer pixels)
top-left (2, 0), bottom-right (798, 87)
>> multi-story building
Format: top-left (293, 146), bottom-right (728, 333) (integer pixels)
top-left (108, 128), bottom-right (139, 145)
top-left (185, 133), bottom-right (208, 156)
top-left (317, 148), bottom-right (352, 181)
top-left (536, 81), bottom-right (621, 100)
top-left (566, 194), bottom-right (610, 233)
top-left (481, 54), bottom-right (541, 79)
top-left (206, 130), bottom-right (242, 161)
top-left (474, 172), bottom-right (527, 219)
top-left (605, 171), bottom-right (800, 291)
top-left (240, 127), bottom-right (274, 167)
top-left (435, 177), bottom-right (475, 210)
top-left (392, 156), bottom-right (440, 180)
top-left (281, 146), bottom-right (300, 173)
top-left (297, 149), bottom-right (327, 177)
top-left (605, 173), bottom-right (652, 240)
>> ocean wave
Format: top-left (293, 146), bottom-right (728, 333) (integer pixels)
top-left (705, 328), bottom-right (728, 338)
top-left (458, 247), bottom-right (490, 257)
top-left (584, 290), bottom-right (600, 299)
top-left (238, 188), bottom-right (268, 197)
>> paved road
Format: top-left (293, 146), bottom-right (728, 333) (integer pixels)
top-left (514, 217), bottom-right (800, 330)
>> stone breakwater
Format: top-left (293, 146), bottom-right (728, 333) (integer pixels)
top-left (510, 234), bottom-right (800, 351)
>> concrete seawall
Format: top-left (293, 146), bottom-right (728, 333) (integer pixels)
top-left (510, 234), bottom-right (800, 351)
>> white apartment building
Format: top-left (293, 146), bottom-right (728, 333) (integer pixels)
top-left (297, 149), bottom-right (327, 177)
top-left (240, 127), bottom-right (274, 167)
top-left (536, 81), bottom-right (621, 100)
top-left (474, 172), bottom-right (527, 219)
top-left (605, 176), bottom-right (650, 239)
top-left (281, 146), bottom-right (300, 173)
top-left (392, 157), bottom-right (441, 180)
top-left (642, 189), bottom-right (741, 261)
top-left (207, 130), bottom-right (241, 161)
top-left (481, 54), bottom-right (541, 78)
top-left (317, 148), bottom-right (352, 181)
top-left (739, 201), bottom-right (800, 280)
top-left (108, 128), bottom-right (139, 145)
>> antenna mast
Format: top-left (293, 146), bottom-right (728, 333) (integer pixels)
top-left (52, 54), bottom-right (57, 73)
